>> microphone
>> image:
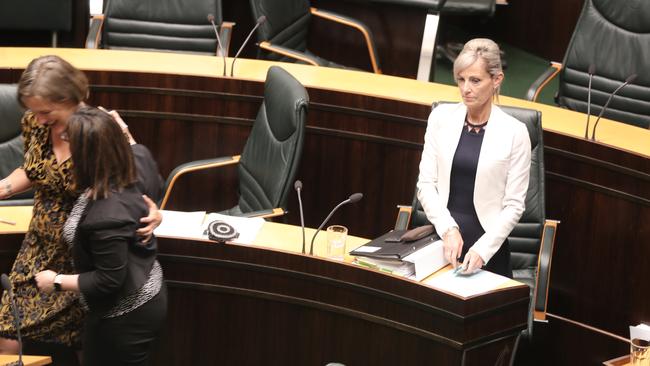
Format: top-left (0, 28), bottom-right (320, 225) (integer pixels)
top-left (583, 64), bottom-right (596, 139)
top-left (207, 14), bottom-right (227, 77)
top-left (294, 180), bottom-right (306, 254)
top-left (1, 274), bottom-right (23, 366)
top-left (591, 73), bottom-right (637, 140)
top-left (230, 15), bottom-right (267, 77)
top-left (309, 193), bottom-right (363, 255)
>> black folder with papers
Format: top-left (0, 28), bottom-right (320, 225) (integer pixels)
top-left (349, 230), bottom-right (440, 260)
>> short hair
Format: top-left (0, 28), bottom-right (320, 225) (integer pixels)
top-left (453, 38), bottom-right (504, 99)
top-left (67, 106), bottom-right (136, 200)
top-left (17, 55), bottom-right (89, 108)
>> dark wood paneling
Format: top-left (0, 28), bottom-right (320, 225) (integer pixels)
top-left (490, 0), bottom-right (584, 61)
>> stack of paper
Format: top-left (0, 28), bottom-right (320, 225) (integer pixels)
top-left (351, 231), bottom-right (448, 281)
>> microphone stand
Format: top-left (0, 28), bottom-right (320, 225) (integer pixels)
top-left (309, 193), bottom-right (362, 255)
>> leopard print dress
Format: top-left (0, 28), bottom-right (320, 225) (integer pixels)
top-left (0, 112), bottom-right (85, 347)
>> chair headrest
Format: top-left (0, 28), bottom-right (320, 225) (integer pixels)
top-left (263, 66), bottom-right (309, 141)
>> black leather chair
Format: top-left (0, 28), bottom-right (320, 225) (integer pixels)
top-left (527, 0), bottom-right (650, 129)
top-left (249, 0), bottom-right (382, 74)
top-left (160, 66), bottom-right (308, 218)
top-left (86, 0), bottom-right (234, 56)
top-left (0, 84), bottom-right (33, 206)
top-left (395, 103), bottom-right (558, 347)
top-left (0, 0), bottom-right (72, 47)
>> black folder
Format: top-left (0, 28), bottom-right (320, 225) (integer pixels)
top-left (349, 230), bottom-right (439, 260)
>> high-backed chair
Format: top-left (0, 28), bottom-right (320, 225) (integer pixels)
top-left (160, 66), bottom-right (308, 218)
top-left (249, 0), bottom-right (381, 74)
top-left (395, 103), bottom-right (558, 344)
top-left (0, 84), bottom-right (33, 206)
top-left (86, 0), bottom-right (234, 56)
top-left (0, 0), bottom-right (72, 47)
top-left (526, 0), bottom-right (650, 129)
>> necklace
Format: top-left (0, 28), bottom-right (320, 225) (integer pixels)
top-left (464, 115), bottom-right (488, 133)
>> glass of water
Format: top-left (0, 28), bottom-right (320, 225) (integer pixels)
top-left (326, 225), bottom-right (348, 261)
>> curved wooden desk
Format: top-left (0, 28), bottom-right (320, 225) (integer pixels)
top-left (1, 47), bottom-right (649, 364)
top-left (0, 207), bottom-right (528, 365)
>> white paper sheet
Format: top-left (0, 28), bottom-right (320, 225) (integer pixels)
top-left (154, 210), bottom-right (207, 239)
top-left (630, 323), bottom-right (650, 341)
top-left (424, 268), bottom-right (510, 298)
top-left (203, 213), bottom-right (265, 245)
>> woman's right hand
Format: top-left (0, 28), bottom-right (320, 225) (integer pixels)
top-left (443, 227), bottom-right (463, 268)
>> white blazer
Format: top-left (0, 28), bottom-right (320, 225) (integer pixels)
top-left (416, 103), bottom-right (531, 263)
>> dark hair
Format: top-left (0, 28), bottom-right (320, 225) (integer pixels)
top-left (17, 55), bottom-right (89, 108)
top-left (67, 106), bottom-right (136, 199)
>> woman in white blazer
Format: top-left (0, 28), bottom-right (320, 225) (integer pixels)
top-left (416, 38), bottom-right (531, 277)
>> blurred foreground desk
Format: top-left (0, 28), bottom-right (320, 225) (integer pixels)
top-left (0, 207), bottom-right (529, 365)
top-left (0, 355), bottom-right (51, 366)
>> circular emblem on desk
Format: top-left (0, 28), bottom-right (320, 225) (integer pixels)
top-left (207, 221), bottom-right (238, 243)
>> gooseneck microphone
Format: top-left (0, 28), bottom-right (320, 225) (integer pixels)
top-left (309, 193), bottom-right (363, 255)
top-left (294, 180), bottom-right (306, 254)
top-left (207, 14), bottom-right (227, 77)
top-left (230, 15), bottom-right (267, 77)
top-left (591, 73), bottom-right (637, 140)
top-left (583, 64), bottom-right (596, 139)
top-left (1, 274), bottom-right (23, 366)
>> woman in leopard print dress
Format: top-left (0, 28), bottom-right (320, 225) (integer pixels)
top-left (0, 55), bottom-right (161, 361)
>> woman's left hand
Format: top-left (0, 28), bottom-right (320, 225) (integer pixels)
top-left (35, 270), bottom-right (57, 293)
top-left (459, 249), bottom-right (484, 274)
top-left (137, 195), bottom-right (162, 241)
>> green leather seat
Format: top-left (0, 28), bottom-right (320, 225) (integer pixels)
top-left (249, 0), bottom-right (382, 74)
top-left (160, 66), bottom-right (308, 218)
top-left (527, 0), bottom-right (650, 129)
top-left (0, 84), bottom-right (33, 206)
top-left (86, 0), bottom-right (233, 56)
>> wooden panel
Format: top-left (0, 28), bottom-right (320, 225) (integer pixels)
top-left (152, 237), bottom-right (527, 365)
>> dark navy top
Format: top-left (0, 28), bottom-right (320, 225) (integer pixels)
top-left (447, 121), bottom-right (511, 277)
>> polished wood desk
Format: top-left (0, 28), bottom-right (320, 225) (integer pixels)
top-left (1, 47), bottom-right (648, 365)
top-left (0, 355), bottom-right (51, 366)
top-left (0, 206), bottom-right (528, 365)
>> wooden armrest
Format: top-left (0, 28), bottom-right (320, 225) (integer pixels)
top-left (85, 14), bottom-right (105, 49)
top-left (310, 7), bottom-right (382, 74)
top-left (259, 42), bottom-right (322, 67)
top-left (526, 62), bottom-right (562, 102)
top-left (218, 21), bottom-right (235, 57)
top-left (160, 155), bottom-right (241, 209)
top-left (238, 208), bottom-right (286, 219)
top-left (394, 205), bottom-right (413, 230)
top-left (533, 219), bottom-right (560, 321)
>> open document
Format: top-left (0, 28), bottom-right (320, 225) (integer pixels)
top-left (154, 210), bottom-right (264, 245)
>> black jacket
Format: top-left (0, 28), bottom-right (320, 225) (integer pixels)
top-left (74, 144), bottom-right (162, 315)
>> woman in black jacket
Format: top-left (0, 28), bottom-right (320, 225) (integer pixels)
top-left (35, 106), bottom-right (167, 366)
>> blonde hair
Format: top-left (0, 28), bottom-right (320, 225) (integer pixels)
top-left (453, 38), bottom-right (503, 100)
top-left (17, 55), bottom-right (88, 108)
